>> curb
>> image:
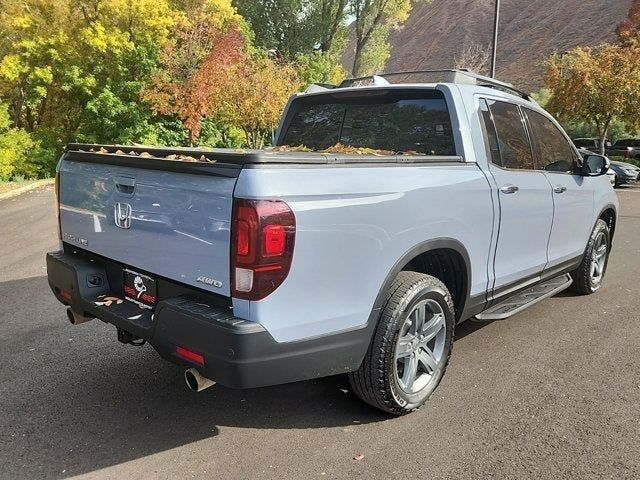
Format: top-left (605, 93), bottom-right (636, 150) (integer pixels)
top-left (0, 178), bottom-right (55, 201)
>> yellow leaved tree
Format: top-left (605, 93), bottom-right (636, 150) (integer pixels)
top-left (213, 57), bottom-right (302, 148)
top-left (544, 44), bottom-right (640, 154)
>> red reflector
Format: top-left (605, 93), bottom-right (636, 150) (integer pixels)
top-left (59, 289), bottom-right (72, 302)
top-left (263, 225), bottom-right (285, 256)
top-left (175, 346), bottom-right (205, 365)
top-left (253, 264), bottom-right (282, 273)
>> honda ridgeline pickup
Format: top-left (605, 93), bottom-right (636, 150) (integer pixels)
top-left (47, 70), bottom-right (618, 415)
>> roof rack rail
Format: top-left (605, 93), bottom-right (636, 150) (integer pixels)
top-left (304, 75), bottom-right (390, 93)
top-left (329, 69), bottom-right (533, 102)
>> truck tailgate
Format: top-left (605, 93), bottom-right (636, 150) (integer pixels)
top-left (58, 156), bottom-right (240, 297)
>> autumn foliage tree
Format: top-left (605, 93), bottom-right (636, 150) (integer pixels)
top-left (617, 0), bottom-right (640, 46)
top-left (544, 44), bottom-right (640, 154)
top-left (214, 57), bottom-right (301, 148)
top-left (143, 18), bottom-right (246, 142)
top-left (140, 0), bottom-right (250, 143)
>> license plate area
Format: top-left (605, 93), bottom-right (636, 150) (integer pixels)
top-left (123, 269), bottom-right (157, 309)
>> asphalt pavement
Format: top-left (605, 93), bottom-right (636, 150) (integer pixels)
top-left (0, 185), bottom-right (638, 479)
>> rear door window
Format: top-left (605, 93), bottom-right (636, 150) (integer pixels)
top-left (485, 99), bottom-right (535, 170)
top-left (280, 90), bottom-right (456, 155)
top-left (478, 98), bottom-right (502, 165)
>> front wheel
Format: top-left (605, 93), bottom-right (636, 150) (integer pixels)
top-left (348, 272), bottom-right (455, 415)
top-left (570, 219), bottom-right (611, 294)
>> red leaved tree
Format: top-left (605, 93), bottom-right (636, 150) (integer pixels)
top-left (143, 16), bottom-right (245, 142)
top-left (617, 0), bottom-right (640, 46)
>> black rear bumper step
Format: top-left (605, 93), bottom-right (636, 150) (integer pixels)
top-left (46, 250), bottom-right (370, 388)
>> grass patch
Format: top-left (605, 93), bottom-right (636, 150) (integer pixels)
top-left (0, 178), bottom-right (53, 196)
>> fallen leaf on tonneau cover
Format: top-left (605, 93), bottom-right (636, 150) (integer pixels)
top-left (267, 145), bottom-right (312, 152)
top-left (321, 143), bottom-right (394, 156)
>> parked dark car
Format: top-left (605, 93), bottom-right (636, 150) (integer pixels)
top-left (573, 137), bottom-right (611, 151)
top-left (606, 138), bottom-right (640, 160)
top-left (608, 161), bottom-right (640, 187)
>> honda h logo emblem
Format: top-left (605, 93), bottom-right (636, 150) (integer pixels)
top-left (114, 202), bottom-right (132, 229)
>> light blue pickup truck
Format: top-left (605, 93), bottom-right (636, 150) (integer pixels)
top-left (47, 70), bottom-right (618, 415)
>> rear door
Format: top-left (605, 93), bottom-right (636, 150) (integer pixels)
top-left (58, 157), bottom-right (239, 296)
top-left (479, 98), bottom-right (554, 291)
top-left (523, 107), bottom-right (594, 268)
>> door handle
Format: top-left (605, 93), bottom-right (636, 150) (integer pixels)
top-left (553, 185), bottom-right (567, 194)
top-left (500, 184), bottom-right (519, 194)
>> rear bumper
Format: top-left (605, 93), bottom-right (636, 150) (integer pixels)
top-left (46, 249), bottom-right (369, 388)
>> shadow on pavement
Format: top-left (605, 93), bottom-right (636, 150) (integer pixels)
top-left (0, 276), bottom-right (388, 479)
top-left (453, 317), bottom-right (493, 340)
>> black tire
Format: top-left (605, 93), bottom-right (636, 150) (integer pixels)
top-left (348, 272), bottom-right (455, 415)
top-left (570, 219), bottom-right (611, 295)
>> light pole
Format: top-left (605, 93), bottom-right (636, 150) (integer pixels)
top-left (490, 0), bottom-right (500, 78)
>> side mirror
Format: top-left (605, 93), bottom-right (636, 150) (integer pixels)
top-left (581, 154), bottom-right (610, 176)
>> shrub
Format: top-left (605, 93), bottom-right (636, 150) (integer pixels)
top-left (0, 120), bottom-right (40, 181)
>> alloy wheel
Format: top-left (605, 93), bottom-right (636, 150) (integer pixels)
top-left (589, 231), bottom-right (608, 286)
top-left (394, 299), bottom-right (447, 395)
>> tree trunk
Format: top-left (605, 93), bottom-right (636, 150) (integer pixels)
top-left (352, 38), bottom-right (364, 77)
top-left (598, 133), bottom-right (607, 155)
top-left (598, 118), bottom-right (611, 155)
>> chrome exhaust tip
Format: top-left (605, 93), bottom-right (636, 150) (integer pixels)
top-left (184, 368), bottom-right (216, 392)
top-left (66, 308), bottom-right (92, 325)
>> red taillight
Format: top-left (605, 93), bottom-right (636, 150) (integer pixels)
top-left (231, 199), bottom-right (295, 300)
top-left (263, 225), bottom-right (285, 256)
top-left (175, 346), bottom-right (205, 365)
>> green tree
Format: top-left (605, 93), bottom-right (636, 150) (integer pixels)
top-left (0, 0), bottom-right (186, 174)
top-left (0, 102), bottom-right (38, 181)
top-left (295, 50), bottom-right (347, 85)
top-left (350, 0), bottom-right (423, 76)
top-left (233, 0), bottom-right (348, 58)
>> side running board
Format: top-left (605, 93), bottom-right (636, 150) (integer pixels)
top-left (474, 274), bottom-right (573, 321)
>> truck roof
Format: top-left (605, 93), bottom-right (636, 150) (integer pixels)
top-left (302, 69), bottom-right (536, 104)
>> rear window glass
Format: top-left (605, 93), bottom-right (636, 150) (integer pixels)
top-left (279, 90), bottom-right (456, 155)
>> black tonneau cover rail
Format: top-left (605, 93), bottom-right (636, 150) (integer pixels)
top-left (64, 143), bottom-right (464, 169)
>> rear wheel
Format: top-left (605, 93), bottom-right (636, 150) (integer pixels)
top-left (348, 272), bottom-right (455, 415)
top-left (571, 219), bottom-right (610, 294)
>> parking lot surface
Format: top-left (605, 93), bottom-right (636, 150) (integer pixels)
top-left (0, 185), bottom-right (638, 479)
